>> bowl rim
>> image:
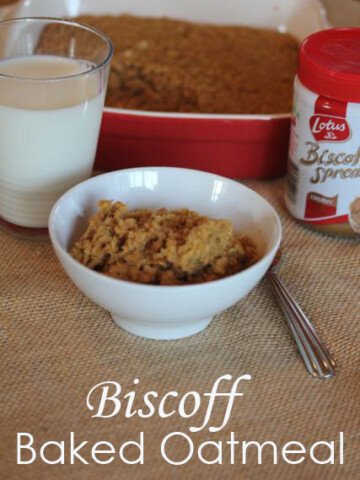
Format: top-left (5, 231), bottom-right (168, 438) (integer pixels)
top-left (49, 166), bottom-right (282, 292)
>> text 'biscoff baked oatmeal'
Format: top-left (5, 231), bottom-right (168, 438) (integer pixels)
top-left (70, 201), bottom-right (258, 285)
top-left (72, 14), bottom-right (298, 114)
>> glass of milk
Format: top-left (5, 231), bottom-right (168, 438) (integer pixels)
top-left (0, 18), bottom-right (113, 239)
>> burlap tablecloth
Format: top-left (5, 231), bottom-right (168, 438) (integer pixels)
top-left (1, 178), bottom-right (359, 479)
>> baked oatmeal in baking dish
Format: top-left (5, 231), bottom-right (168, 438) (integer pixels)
top-left (72, 14), bottom-right (298, 114)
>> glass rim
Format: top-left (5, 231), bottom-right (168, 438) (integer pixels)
top-left (0, 17), bottom-right (114, 82)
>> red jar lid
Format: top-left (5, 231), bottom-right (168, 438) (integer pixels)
top-left (298, 28), bottom-right (360, 103)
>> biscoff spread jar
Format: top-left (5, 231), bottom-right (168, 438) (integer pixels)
top-left (285, 28), bottom-right (360, 237)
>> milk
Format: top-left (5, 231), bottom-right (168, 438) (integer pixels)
top-left (0, 55), bottom-right (104, 228)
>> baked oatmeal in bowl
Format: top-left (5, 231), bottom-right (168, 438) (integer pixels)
top-left (49, 167), bottom-right (281, 339)
top-left (70, 201), bottom-right (259, 285)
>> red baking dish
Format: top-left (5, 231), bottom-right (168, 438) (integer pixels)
top-left (97, 112), bottom-right (291, 178)
top-left (3, 0), bottom-right (328, 178)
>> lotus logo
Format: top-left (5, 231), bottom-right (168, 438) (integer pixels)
top-left (310, 115), bottom-right (351, 142)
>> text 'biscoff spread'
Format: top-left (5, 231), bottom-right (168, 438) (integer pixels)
top-left (285, 28), bottom-right (360, 237)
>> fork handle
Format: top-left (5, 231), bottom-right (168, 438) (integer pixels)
top-left (267, 271), bottom-right (336, 380)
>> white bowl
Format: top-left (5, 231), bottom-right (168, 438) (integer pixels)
top-left (49, 168), bottom-right (282, 340)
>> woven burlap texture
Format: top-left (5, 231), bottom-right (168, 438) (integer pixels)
top-left (1, 178), bottom-right (359, 480)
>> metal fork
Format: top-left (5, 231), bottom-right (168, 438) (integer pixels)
top-left (267, 254), bottom-right (336, 380)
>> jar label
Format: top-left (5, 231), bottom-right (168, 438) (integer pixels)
top-left (285, 87), bottom-right (360, 235)
top-left (310, 97), bottom-right (350, 142)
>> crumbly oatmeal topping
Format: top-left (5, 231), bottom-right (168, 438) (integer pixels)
top-left (70, 201), bottom-right (258, 285)
top-left (73, 14), bottom-right (298, 114)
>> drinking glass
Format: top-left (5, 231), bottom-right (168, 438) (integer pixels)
top-left (0, 18), bottom-right (113, 239)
